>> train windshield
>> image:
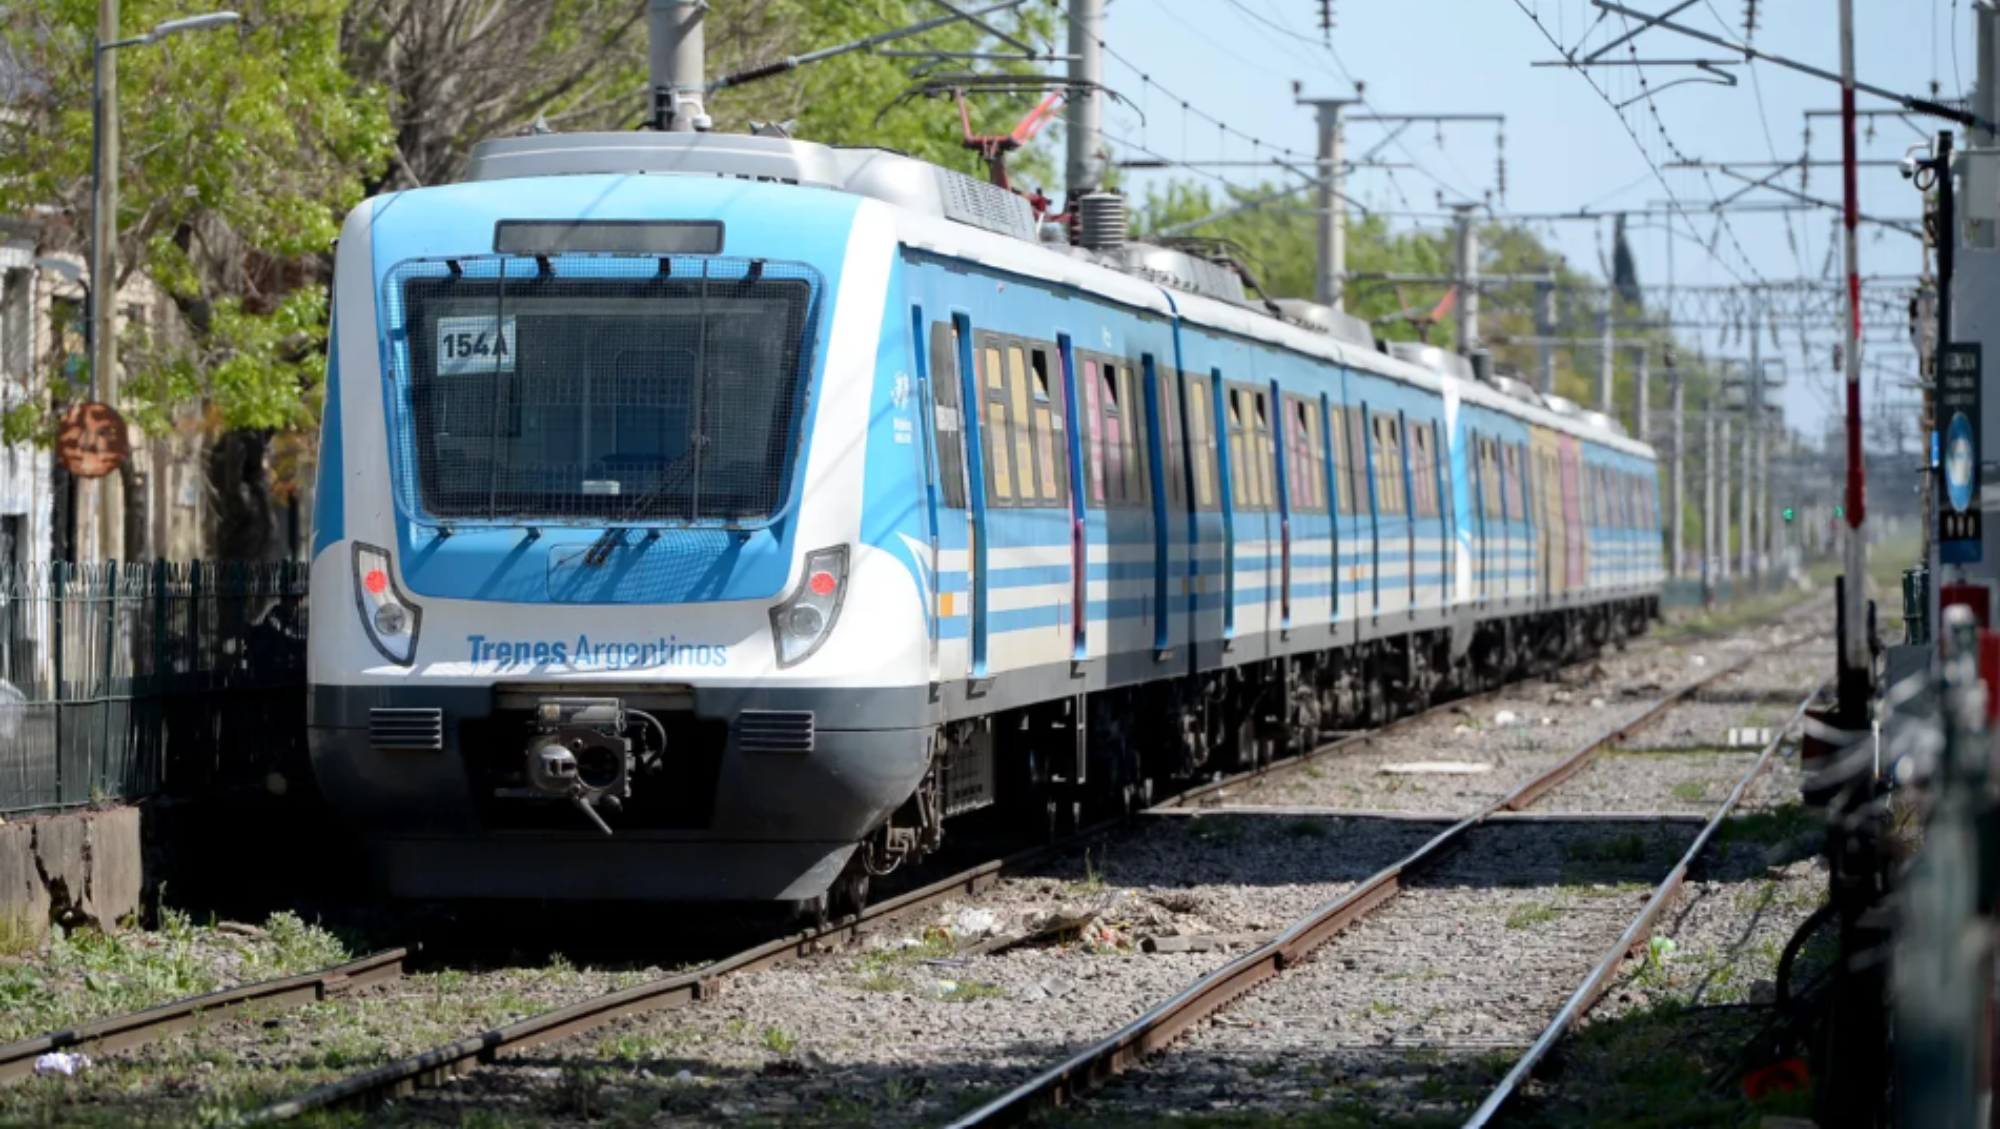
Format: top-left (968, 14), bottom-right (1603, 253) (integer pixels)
top-left (394, 257), bottom-right (819, 524)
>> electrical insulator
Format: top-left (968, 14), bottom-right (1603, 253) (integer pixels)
top-left (1319, 0), bottom-right (1334, 35)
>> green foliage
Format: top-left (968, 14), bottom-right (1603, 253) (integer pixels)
top-left (0, 0), bottom-right (393, 438)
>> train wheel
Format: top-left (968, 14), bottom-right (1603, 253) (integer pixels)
top-left (829, 868), bottom-right (871, 921)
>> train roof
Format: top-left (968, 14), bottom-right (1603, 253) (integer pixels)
top-left (461, 130), bottom-right (1655, 461)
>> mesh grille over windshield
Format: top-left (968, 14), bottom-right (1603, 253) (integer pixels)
top-left (387, 257), bottom-right (820, 524)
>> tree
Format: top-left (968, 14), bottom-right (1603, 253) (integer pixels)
top-left (339, 0), bottom-right (1059, 192)
top-left (0, 0), bottom-right (393, 441)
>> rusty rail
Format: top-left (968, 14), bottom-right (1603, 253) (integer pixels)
top-left (234, 642), bottom-right (1689, 1120)
top-left (0, 947), bottom-right (408, 1084)
top-left (1459, 683), bottom-right (1824, 1128)
top-left (942, 650), bottom-right (1773, 1127)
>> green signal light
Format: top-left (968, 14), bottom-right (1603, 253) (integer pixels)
top-left (1782, 507), bottom-right (1795, 523)
top-left (1833, 504), bottom-right (1845, 518)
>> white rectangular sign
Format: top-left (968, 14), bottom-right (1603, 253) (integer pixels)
top-left (434, 316), bottom-right (517, 375)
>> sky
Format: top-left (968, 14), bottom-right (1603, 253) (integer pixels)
top-left (1086, 0), bottom-right (1959, 442)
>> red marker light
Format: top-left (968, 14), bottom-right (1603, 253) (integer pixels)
top-left (808, 570), bottom-right (837, 597)
top-left (363, 569), bottom-right (388, 595)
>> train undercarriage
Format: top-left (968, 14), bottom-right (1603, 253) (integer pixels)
top-left (825, 597), bottom-right (1659, 921)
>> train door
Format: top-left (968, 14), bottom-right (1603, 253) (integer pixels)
top-left (1561, 439), bottom-right (1584, 595)
top-left (1471, 432), bottom-right (1489, 603)
top-left (917, 314), bottom-right (958, 683)
top-left (1395, 411), bottom-right (1417, 613)
top-left (952, 316), bottom-right (991, 677)
top-left (1145, 358), bottom-right (1177, 654)
top-left (1320, 394), bottom-right (1343, 625)
top-left (1057, 337), bottom-right (1087, 660)
top-left (1270, 381), bottom-right (1293, 632)
top-left (1212, 371), bottom-right (1238, 642)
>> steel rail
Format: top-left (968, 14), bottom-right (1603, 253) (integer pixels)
top-left (236, 605), bottom-right (1817, 1123)
top-left (233, 639), bottom-right (1701, 1121)
top-left (0, 948), bottom-right (409, 1084)
top-left (941, 648), bottom-right (1778, 1128)
top-left (1460, 683), bottom-right (1823, 1128)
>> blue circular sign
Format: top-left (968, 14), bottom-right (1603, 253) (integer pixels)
top-left (1947, 411), bottom-right (1977, 513)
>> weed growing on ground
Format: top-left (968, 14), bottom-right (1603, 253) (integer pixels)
top-left (1077, 848), bottom-right (1107, 894)
top-left (938, 981), bottom-right (1005, 1003)
top-left (1505, 904), bottom-right (1558, 930)
top-left (858, 968), bottom-right (909, 993)
top-left (1671, 781), bottom-right (1710, 802)
top-left (761, 1024), bottom-right (798, 1054)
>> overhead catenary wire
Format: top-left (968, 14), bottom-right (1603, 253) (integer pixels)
top-left (1508, 0), bottom-right (1756, 290)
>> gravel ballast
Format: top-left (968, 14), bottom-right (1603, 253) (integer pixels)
top-left (385, 816), bottom-right (1443, 1128)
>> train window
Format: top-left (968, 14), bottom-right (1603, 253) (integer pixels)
top-left (1287, 397), bottom-right (1323, 513)
top-left (1225, 388), bottom-right (1247, 510)
top-left (1328, 406), bottom-right (1351, 516)
top-left (1030, 348), bottom-right (1065, 505)
top-left (1346, 408), bottom-right (1369, 518)
top-left (1254, 392), bottom-right (1276, 512)
top-left (980, 344), bottom-right (1013, 502)
top-left (1415, 423), bottom-right (1441, 519)
top-left (1371, 413), bottom-right (1406, 517)
top-left (1480, 438), bottom-right (1502, 520)
top-left (1187, 376), bottom-right (1217, 511)
top-left (1006, 346), bottom-right (1038, 503)
top-left (1101, 362), bottom-right (1127, 505)
top-left (1121, 364), bottom-right (1150, 505)
top-left (928, 323), bottom-right (968, 510)
top-left (1083, 360), bottom-right (1105, 503)
top-left (1488, 440), bottom-right (1503, 520)
top-left (1157, 367), bottom-right (1184, 507)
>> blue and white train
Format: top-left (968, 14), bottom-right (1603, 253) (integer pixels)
top-left (307, 131), bottom-right (1663, 911)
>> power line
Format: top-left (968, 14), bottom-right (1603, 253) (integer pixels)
top-left (1506, 0), bottom-right (1754, 287)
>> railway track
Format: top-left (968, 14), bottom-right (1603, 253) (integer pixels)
top-left (222, 617), bottom-right (1804, 1124)
top-left (1460, 683), bottom-right (1822, 1126)
top-left (0, 948), bottom-right (408, 1084)
top-left (0, 599), bottom-right (1815, 1122)
top-left (938, 640), bottom-right (1814, 1126)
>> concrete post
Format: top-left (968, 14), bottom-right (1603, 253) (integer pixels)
top-left (1670, 355), bottom-right (1684, 578)
top-left (1065, 0), bottom-right (1106, 198)
top-left (1455, 205), bottom-right (1479, 353)
top-left (1597, 294), bottom-right (1614, 414)
top-left (91, 0), bottom-right (122, 563)
top-left (1631, 346), bottom-right (1649, 444)
top-left (1534, 282), bottom-right (1556, 395)
top-left (1704, 407), bottom-right (1718, 590)
top-left (1720, 414), bottom-right (1733, 582)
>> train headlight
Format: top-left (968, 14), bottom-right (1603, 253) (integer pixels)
top-left (353, 543), bottom-right (422, 666)
top-left (769, 545), bottom-right (847, 668)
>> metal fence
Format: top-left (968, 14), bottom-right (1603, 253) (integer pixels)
top-left (0, 560), bottom-right (309, 816)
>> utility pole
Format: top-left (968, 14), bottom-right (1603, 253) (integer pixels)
top-left (648, 0), bottom-right (708, 132)
top-left (1534, 282), bottom-right (1556, 394)
top-left (91, 0), bottom-right (120, 563)
top-left (1454, 204), bottom-right (1479, 352)
top-left (1747, 301), bottom-right (1762, 579)
top-left (1597, 292), bottom-right (1615, 413)
top-left (1837, 0), bottom-right (1868, 673)
top-left (1740, 387), bottom-right (1755, 581)
top-left (1631, 344), bottom-right (1649, 443)
top-left (1299, 97), bottom-right (1356, 309)
top-left (1720, 413), bottom-right (1733, 583)
top-left (1669, 350), bottom-right (1684, 578)
top-left (1065, 0), bottom-right (1106, 198)
top-left (1704, 404), bottom-right (1719, 596)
